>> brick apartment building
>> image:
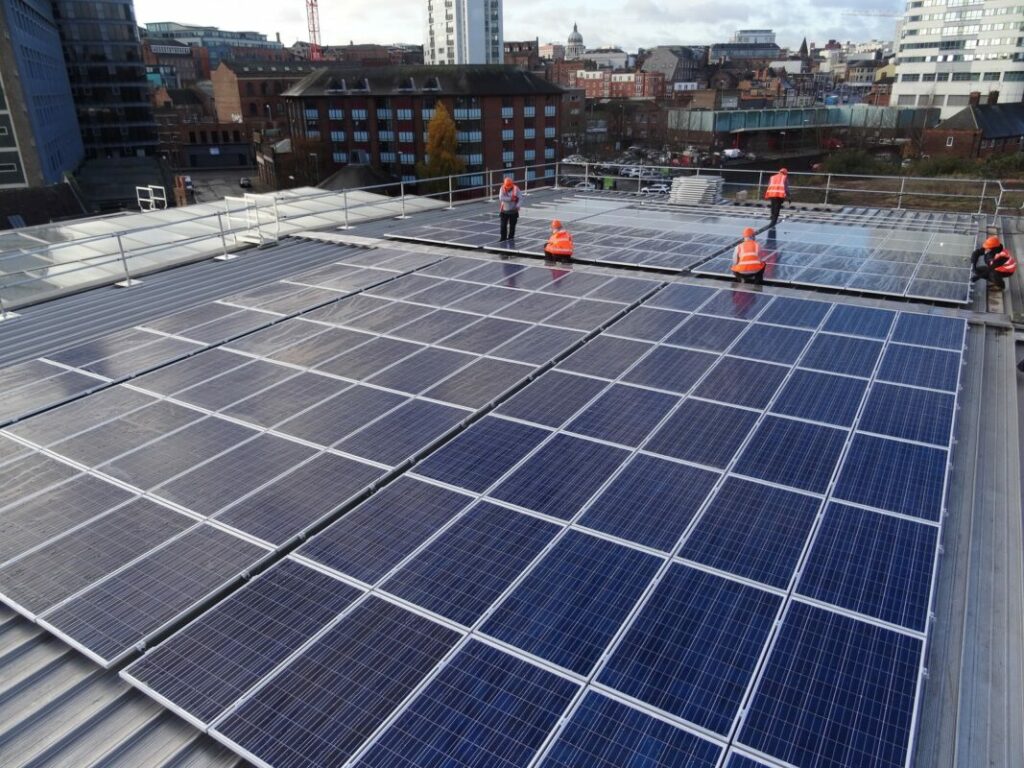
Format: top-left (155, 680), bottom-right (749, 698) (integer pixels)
top-left (567, 70), bottom-right (666, 99)
top-left (281, 66), bottom-right (563, 187)
top-left (152, 87), bottom-right (251, 169)
top-left (504, 40), bottom-right (541, 70)
top-left (211, 61), bottom-right (319, 133)
top-left (921, 96), bottom-right (1024, 159)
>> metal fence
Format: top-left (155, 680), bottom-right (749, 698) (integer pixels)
top-left (0, 159), bottom-right (1012, 319)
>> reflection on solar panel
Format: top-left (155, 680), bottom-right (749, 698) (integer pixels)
top-left (693, 220), bottom-right (976, 303)
top-left (0, 233), bottom-right (970, 767)
top-left (389, 207), bottom-right (755, 271)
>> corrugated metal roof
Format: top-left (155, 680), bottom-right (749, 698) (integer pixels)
top-left (0, 606), bottom-right (246, 768)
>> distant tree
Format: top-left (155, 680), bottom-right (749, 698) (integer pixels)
top-left (416, 103), bottom-right (464, 192)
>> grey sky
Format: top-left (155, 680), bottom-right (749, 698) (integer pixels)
top-left (134, 0), bottom-right (903, 51)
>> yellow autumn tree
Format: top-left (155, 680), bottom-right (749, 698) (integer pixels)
top-left (416, 102), bottom-right (464, 192)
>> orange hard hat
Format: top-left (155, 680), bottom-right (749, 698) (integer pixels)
top-left (984, 235), bottom-right (1001, 249)
top-left (779, 168), bottom-right (789, 175)
top-left (743, 227), bottom-right (755, 237)
top-left (502, 177), bottom-right (514, 188)
top-left (551, 219), bottom-right (562, 229)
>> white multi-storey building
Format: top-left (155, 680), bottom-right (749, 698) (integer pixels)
top-left (731, 29), bottom-right (776, 45)
top-left (892, 0), bottom-right (1024, 118)
top-left (425, 0), bottom-right (503, 65)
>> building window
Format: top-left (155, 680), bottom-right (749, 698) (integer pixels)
top-left (544, 127), bottom-right (556, 138)
top-left (983, 72), bottom-right (1001, 81)
top-left (922, 73), bottom-right (936, 81)
top-left (901, 74), bottom-right (920, 82)
top-left (501, 129), bottom-right (514, 140)
top-left (379, 130), bottom-right (395, 141)
top-left (353, 131), bottom-right (369, 142)
top-left (502, 150), bottom-right (514, 162)
top-left (397, 109), bottom-right (413, 121)
top-left (524, 149), bottom-right (536, 161)
top-left (897, 95), bottom-right (916, 106)
top-left (330, 131), bottom-right (346, 141)
top-left (399, 131), bottom-right (414, 143)
top-left (422, 108), bottom-right (435, 121)
top-left (544, 105), bottom-right (556, 117)
top-left (380, 151), bottom-right (396, 162)
top-left (377, 108), bottom-right (393, 120)
top-left (352, 108), bottom-right (368, 119)
top-left (1004, 71), bottom-right (1024, 81)
top-left (524, 128), bottom-right (535, 139)
top-left (951, 72), bottom-right (979, 81)
top-left (400, 153), bottom-right (415, 164)
top-left (328, 108), bottom-right (344, 119)
top-left (945, 136), bottom-right (954, 147)
top-left (524, 106), bottom-right (535, 118)
top-left (332, 152), bottom-right (347, 163)
top-left (304, 108), bottom-right (320, 119)
top-left (544, 147), bottom-right (555, 159)
top-left (501, 106), bottom-right (514, 118)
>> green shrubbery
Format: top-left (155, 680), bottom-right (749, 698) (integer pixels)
top-left (822, 148), bottom-right (1024, 180)
top-left (821, 150), bottom-right (896, 175)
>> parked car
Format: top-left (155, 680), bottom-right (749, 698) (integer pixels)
top-left (619, 166), bottom-right (641, 177)
top-left (239, 177), bottom-right (253, 188)
top-left (641, 183), bottom-right (671, 195)
top-left (574, 181), bottom-right (597, 190)
top-left (721, 148), bottom-right (744, 159)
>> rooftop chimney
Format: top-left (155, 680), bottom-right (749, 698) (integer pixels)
top-left (987, 90), bottom-right (999, 105)
top-left (276, 32), bottom-right (281, 44)
top-left (968, 91), bottom-right (981, 107)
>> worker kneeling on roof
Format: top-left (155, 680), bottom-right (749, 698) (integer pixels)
top-left (970, 235), bottom-right (1016, 289)
top-left (545, 219), bottom-right (574, 260)
top-left (732, 227), bottom-right (766, 284)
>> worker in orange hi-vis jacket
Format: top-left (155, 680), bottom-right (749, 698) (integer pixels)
top-left (732, 227), bottom-right (766, 284)
top-left (764, 167), bottom-right (790, 226)
top-left (544, 219), bottom-right (575, 260)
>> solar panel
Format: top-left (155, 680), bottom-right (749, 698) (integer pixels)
top-left (770, 369), bottom-right (868, 427)
top-left (213, 597), bottom-right (461, 768)
top-left (490, 434), bottom-right (629, 519)
top-left (567, 384), bottom-right (678, 446)
top-left (859, 383), bottom-right (956, 446)
top-left (481, 531), bottom-right (661, 674)
top-left (606, 306), bottom-right (688, 341)
top-left (738, 601), bottom-right (921, 768)
top-left (621, 345), bottom-right (717, 394)
top-left (797, 502), bottom-right (937, 631)
top-left (736, 416), bottom-right (848, 494)
top-left (679, 478), bottom-right (821, 589)
top-left (0, 498), bottom-right (194, 616)
top-left (800, 333), bottom-right (883, 378)
top-left (41, 525), bottom-right (268, 667)
top-left (693, 357), bottom-right (789, 409)
top-left (123, 559), bottom-right (361, 725)
top-left (298, 477), bottom-right (472, 584)
top-left (539, 691), bottom-right (722, 768)
top-left (354, 640), bottom-right (578, 768)
top-left (891, 312), bottom-right (965, 349)
top-left (667, 314), bottom-right (748, 352)
top-left (495, 371), bottom-right (608, 428)
top-left (381, 501), bottom-right (559, 626)
top-left (598, 564), bottom-right (782, 734)
top-left (491, 325), bottom-right (587, 364)
top-left (730, 324), bottom-right (813, 364)
top-left (580, 454), bottom-right (718, 551)
top-left (876, 342), bottom-right (962, 392)
top-left (833, 434), bottom-right (947, 520)
top-left (275, 385), bottom-right (408, 447)
top-left (557, 335), bottom-right (653, 379)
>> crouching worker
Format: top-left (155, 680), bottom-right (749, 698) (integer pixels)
top-left (545, 219), bottom-right (574, 260)
top-left (971, 235), bottom-right (1016, 289)
top-left (732, 227), bottom-right (765, 284)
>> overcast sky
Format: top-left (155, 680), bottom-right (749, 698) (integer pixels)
top-left (134, 0), bottom-right (904, 52)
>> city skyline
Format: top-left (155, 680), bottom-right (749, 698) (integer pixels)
top-left (133, 0), bottom-right (903, 52)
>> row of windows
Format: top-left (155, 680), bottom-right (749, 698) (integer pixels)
top-left (899, 52), bottom-right (1024, 63)
top-left (901, 71), bottom-right (1021, 82)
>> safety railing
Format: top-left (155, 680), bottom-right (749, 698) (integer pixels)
top-left (0, 159), bottom-right (1006, 318)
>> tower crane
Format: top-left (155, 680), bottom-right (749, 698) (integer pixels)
top-left (307, 0), bottom-right (323, 61)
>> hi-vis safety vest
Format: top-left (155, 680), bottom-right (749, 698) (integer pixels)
top-left (732, 240), bottom-right (764, 273)
top-left (546, 230), bottom-right (574, 257)
top-left (765, 173), bottom-right (788, 199)
top-left (994, 249), bottom-right (1017, 274)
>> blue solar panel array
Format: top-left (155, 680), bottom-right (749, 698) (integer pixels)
top-left (111, 272), bottom-right (965, 768)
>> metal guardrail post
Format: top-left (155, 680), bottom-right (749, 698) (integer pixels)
top-left (824, 174), bottom-right (832, 206)
top-left (340, 189), bottom-right (352, 229)
top-left (0, 289), bottom-right (16, 321)
top-left (554, 162), bottom-right (560, 189)
top-left (756, 170), bottom-right (764, 201)
top-left (396, 180), bottom-right (409, 219)
top-left (487, 170), bottom-right (494, 202)
top-left (447, 175), bottom-right (454, 209)
top-left (978, 181), bottom-right (987, 216)
top-left (214, 212), bottom-right (235, 261)
top-left (523, 171), bottom-right (529, 196)
top-left (584, 162), bottom-right (590, 189)
top-left (896, 177), bottom-right (906, 210)
top-left (114, 234), bottom-right (140, 287)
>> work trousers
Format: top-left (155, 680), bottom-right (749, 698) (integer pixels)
top-left (735, 268), bottom-right (765, 285)
top-left (972, 265), bottom-right (1007, 289)
top-left (768, 198), bottom-right (784, 224)
top-left (500, 211), bottom-right (519, 240)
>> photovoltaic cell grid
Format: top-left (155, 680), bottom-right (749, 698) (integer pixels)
top-left (0, 244), bottom-right (429, 428)
top-left (388, 205), bottom-right (755, 270)
top-left (694, 218), bottom-right (977, 303)
top-left (0, 250), bottom-right (662, 668)
top-left (120, 279), bottom-right (964, 768)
